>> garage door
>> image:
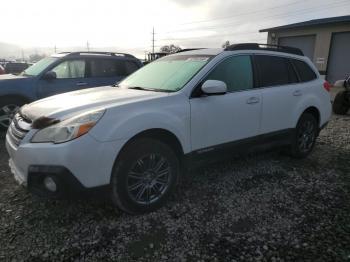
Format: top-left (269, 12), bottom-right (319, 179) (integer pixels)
top-left (327, 31), bottom-right (350, 83)
top-left (278, 35), bottom-right (316, 61)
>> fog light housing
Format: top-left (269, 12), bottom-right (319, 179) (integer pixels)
top-left (43, 176), bottom-right (57, 192)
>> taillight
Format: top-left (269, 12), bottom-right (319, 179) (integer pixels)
top-left (323, 81), bottom-right (331, 92)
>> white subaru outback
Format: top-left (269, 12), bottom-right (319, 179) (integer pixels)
top-left (6, 44), bottom-right (332, 214)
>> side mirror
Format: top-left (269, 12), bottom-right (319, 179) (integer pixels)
top-left (201, 80), bottom-right (227, 95)
top-left (42, 71), bottom-right (57, 80)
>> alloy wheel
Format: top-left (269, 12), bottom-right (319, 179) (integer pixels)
top-left (0, 104), bottom-right (19, 128)
top-left (127, 153), bottom-right (172, 205)
top-left (297, 120), bottom-right (316, 153)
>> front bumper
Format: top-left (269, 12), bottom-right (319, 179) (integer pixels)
top-left (6, 131), bottom-right (127, 196)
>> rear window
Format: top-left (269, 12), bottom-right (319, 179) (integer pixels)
top-left (292, 59), bottom-right (317, 82)
top-left (255, 55), bottom-right (298, 87)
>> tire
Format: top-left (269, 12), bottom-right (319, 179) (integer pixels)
top-left (0, 97), bottom-right (26, 131)
top-left (289, 113), bottom-right (318, 159)
top-left (333, 91), bottom-right (349, 115)
top-left (111, 138), bottom-right (180, 214)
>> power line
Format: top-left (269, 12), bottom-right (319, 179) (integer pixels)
top-left (159, 0), bottom-right (349, 36)
top-left (157, 0), bottom-right (350, 42)
top-left (178, 0), bottom-right (311, 26)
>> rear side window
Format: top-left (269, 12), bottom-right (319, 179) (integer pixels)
top-left (206, 55), bottom-right (253, 92)
top-left (292, 59), bottom-right (317, 82)
top-left (125, 61), bottom-right (139, 75)
top-left (255, 55), bottom-right (298, 87)
top-left (89, 59), bottom-right (139, 77)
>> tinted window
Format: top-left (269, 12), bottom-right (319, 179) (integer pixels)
top-left (90, 59), bottom-right (139, 77)
top-left (292, 59), bottom-right (317, 82)
top-left (256, 55), bottom-right (297, 87)
top-left (52, 60), bottom-right (85, 79)
top-left (206, 55), bottom-right (253, 92)
top-left (90, 59), bottom-right (118, 77)
top-left (125, 61), bottom-right (139, 75)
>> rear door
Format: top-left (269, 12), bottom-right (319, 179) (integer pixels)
top-left (87, 58), bottom-right (140, 87)
top-left (37, 59), bottom-right (87, 98)
top-left (255, 55), bottom-right (301, 134)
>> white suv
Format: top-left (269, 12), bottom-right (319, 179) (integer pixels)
top-left (5, 44), bottom-right (332, 214)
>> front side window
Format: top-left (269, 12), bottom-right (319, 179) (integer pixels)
top-left (205, 55), bottom-right (253, 92)
top-left (256, 55), bottom-right (294, 87)
top-left (120, 55), bottom-right (212, 92)
top-left (51, 60), bottom-right (85, 79)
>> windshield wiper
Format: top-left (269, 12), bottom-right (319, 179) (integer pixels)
top-left (128, 86), bottom-right (175, 93)
top-left (128, 86), bottom-right (154, 91)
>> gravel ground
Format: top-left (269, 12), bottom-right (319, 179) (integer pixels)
top-left (0, 115), bottom-right (349, 262)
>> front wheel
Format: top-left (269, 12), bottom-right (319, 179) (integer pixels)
top-left (0, 97), bottom-right (25, 130)
top-left (289, 113), bottom-right (318, 158)
top-left (111, 138), bottom-right (180, 214)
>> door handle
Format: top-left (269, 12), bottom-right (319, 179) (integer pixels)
top-left (76, 82), bottom-right (88, 86)
top-left (246, 97), bottom-right (260, 104)
top-left (293, 90), bottom-right (302, 96)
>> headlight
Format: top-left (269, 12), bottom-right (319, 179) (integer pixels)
top-left (31, 110), bottom-right (105, 143)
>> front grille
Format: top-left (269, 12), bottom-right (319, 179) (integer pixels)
top-left (8, 113), bottom-right (32, 146)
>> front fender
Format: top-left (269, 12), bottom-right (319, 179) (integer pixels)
top-left (0, 77), bottom-right (36, 101)
top-left (89, 97), bottom-right (191, 154)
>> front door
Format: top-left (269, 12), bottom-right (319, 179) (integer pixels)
top-left (190, 55), bottom-right (262, 152)
top-left (37, 59), bottom-right (88, 98)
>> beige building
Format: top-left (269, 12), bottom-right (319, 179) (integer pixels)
top-left (260, 15), bottom-right (350, 83)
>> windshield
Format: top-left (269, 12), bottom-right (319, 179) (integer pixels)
top-left (119, 55), bottom-right (212, 92)
top-left (22, 57), bottom-right (58, 76)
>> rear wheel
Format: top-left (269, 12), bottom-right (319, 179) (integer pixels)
top-left (333, 91), bottom-right (349, 115)
top-left (111, 138), bottom-right (180, 214)
top-left (289, 113), bottom-right (318, 158)
top-left (0, 97), bottom-right (25, 130)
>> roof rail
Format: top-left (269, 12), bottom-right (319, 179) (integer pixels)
top-left (224, 43), bottom-right (304, 56)
top-left (175, 48), bottom-right (206, 53)
top-left (59, 51), bottom-right (136, 58)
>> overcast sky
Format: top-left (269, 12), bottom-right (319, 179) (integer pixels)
top-left (2, 0), bottom-right (350, 57)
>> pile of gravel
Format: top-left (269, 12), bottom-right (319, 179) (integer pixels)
top-left (0, 115), bottom-right (349, 261)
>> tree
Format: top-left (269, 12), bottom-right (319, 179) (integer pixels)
top-left (159, 44), bottom-right (182, 53)
top-left (222, 41), bottom-right (230, 48)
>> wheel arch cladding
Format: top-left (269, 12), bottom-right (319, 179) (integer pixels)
top-left (119, 128), bottom-right (184, 158)
top-left (297, 106), bottom-right (320, 128)
top-left (110, 128), bottom-right (185, 183)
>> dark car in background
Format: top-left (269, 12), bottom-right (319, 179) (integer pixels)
top-left (5, 62), bottom-right (31, 75)
top-left (0, 51), bottom-right (142, 129)
top-left (0, 65), bottom-right (5, 75)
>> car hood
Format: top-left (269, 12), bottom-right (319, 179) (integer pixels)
top-left (20, 86), bottom-right (168, 122)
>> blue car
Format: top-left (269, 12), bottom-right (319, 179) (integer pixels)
top-left (0, 51), bottom-right (142, 129)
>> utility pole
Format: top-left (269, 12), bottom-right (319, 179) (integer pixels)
top-left (54, 45), bottom-right (57, 53)
top-left (152, 27), bottom-right (155, 54)
top-left (86, 41), bottom-right (90, 52)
